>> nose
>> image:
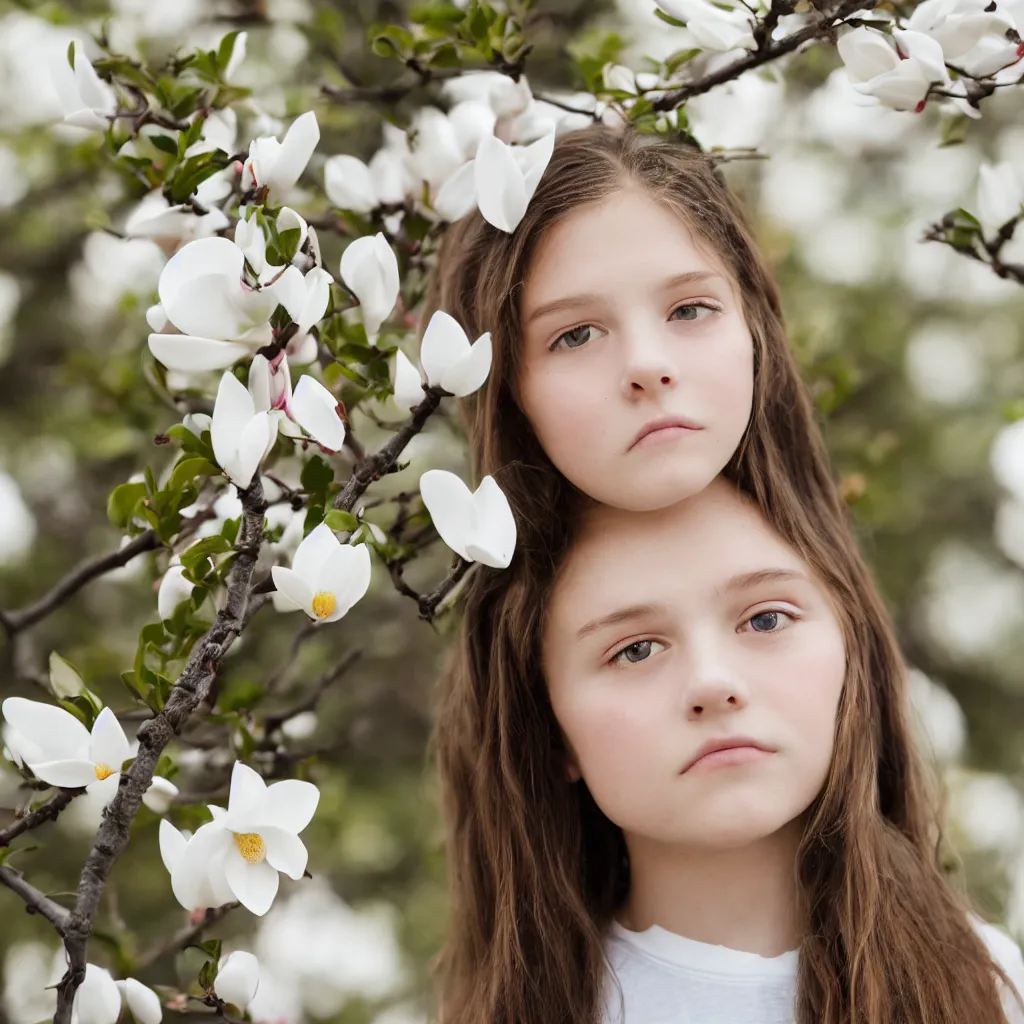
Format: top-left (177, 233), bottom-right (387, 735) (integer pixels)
top-left (679, 645), bottom-right (749, 722)
top-left (619, 327), bottom-right (679, 399)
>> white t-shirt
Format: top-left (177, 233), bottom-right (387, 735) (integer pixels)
top-left (602, 916), bottom-right (1024, 1023)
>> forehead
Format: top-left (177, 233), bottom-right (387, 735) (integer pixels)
top-left (550, 485), bottom-right (804, 622)
top-left (522, 187), bottom-right (727, 305)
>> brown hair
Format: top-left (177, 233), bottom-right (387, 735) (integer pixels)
top-left (427, 125), bottom-right (1016, 1023)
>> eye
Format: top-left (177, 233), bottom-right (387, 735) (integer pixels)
top-left (611, 639), bottom-right (666, 665)
top-left (669, 301), bottom-right (720, 322)
top-left (742, 610), bottom-right (796, 634)
top-left (550, 324), bottom-right (601, 351)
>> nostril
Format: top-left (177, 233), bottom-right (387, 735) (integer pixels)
top-left (631, 381), bottom-right (643, 391)
top-left (727, 696), bottom-right (736, 704)
top-left (692, 705), bottom-right (703, 714)
top-left (660, 375), bottom-right (671, 385)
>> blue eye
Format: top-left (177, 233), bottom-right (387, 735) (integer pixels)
top-left (746, 610), bottom-right (795, 634)
top-left (552, 324), bottom-right (596, 350)
top-left (611, 639), bottom-right (666, 665)
top-left (669, 302), bottom-right (718, 322)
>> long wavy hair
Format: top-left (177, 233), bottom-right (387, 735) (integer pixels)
top-left (425, 125), bottom-right (1016, 1023)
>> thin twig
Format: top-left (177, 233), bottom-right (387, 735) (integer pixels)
top-left (1, 531), bottom-right (161, 636)
top-left (263, 649), bottom-right (363, 735)
top-left (135, 904), bottom-right (240, 972)
top-left (0, 865), bottom-right (71, 934)
top-left (0, 789), bottom-right (82, 848)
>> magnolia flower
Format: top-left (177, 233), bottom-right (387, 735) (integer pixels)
top-left (214, 951), bottom-right (261, 1011)
top-left (158, 563), bottom-right (195, 621)
top-left (435, 131), bottom-right (555, 231)
top-left (602, 63), bottom-right (638, 94)
top-left (142, 776), bottom-right (179, 815)
top-left (72, 965), bottom-right (122, 1024)
top-left (49, 651), bottom-right (84, 699)
top-left (977, 162), bottom-right (1023, 237)
top-left (184, 107), bottom-right (239, 159)
top-left (655, 0), bottom-right (757, 52)
top-left (272, 263), bottom-right (333, 336)
top-left (248, 354), bottom-right (346, 451)
top-left (957, 28), bottom-right (1024, 77)
top-left (124, 171), bottom-right (233, 242)
top-left (907, 0), bottom-right (1013, 60)
top-left (419, 470), bottom-right (517, 569)
top-left (271, 522), bottom-right (372, 622)
top-left (211, 371), bottom-right (277, 490)
top-left (115, 979), bottom-right (162, 1024)
top-left (339, 233), bottom-right (400, 341)
top-left (241, 110), bottom-right (319, 197)
top-left (419, 310), bottom-right (492, 396)
top-left (838, 27), bottom-right (949, 111)
top-left (147, 237), bottom-right (287, 372)
top-left (406, 106), bottom-right (481, 191)
top-left (324, 154), bottom-right (378, 214)
top-left (167, 761), bottom-right (320, 916)
top-left (0, 699), bottom-right (132, 805)
top-left (48, 44), bottom-right (116, 131)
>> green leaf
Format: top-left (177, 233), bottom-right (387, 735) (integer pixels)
top-left (169, 457), bottom-right (220, 491)
top-left (654, 7), bottom-right (688, 27)
top-left (664, 47), bottom-right (701, 74)
top-left (107, 482), bottom-right (148, 529)
top-left (149, 133), bottom-right (179, 156)
top-left (66, 40), bottom-right (76, 71)
top-left (301, 454), bottom-right (334, 495)
top-left (49, 652), bottom-right (84, 699)
top-left (216, 30), bottom-right (243, 73)
top-left (409, 2), bottom-right (467, 24)
top-left (324, 509), bottom-right (359, 533)
top-left (60, 695), bottom-right (99, 730)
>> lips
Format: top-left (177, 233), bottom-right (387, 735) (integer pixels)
top-left (629, 416), bottom-right (701, 451)
top-left (681, 736), bottom-right (774, 774)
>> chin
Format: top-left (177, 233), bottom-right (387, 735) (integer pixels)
top-left (596, 467), bottom-right (725, 513)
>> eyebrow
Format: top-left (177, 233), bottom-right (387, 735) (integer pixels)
top-left (572, 568), bottom-right (810, 643)
top-left (525, 270), bottom-right (726, 327)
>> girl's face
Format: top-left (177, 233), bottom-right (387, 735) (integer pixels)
top-left (518, 188), bottom-right (754, 512)
top-left (542, 479), bottom-right (846, 852)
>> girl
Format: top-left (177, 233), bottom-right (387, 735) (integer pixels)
top-left (424, 125), bottom-right (1024, 1021)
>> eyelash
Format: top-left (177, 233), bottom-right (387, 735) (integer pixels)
top-left (548, 301), bottom-right (723, 352)
top-left (607, 608), bottom-right (798, 667)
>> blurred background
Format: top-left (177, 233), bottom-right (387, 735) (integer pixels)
top-left (1, 1), bottom-right (1023, 1022)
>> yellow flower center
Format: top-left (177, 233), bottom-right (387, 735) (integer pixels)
top-left (94, 763), bottom-right (115, 781)
top-left (233, 832), bottom-right (266, 864)
top-left (312, 591), bottom-right (336, 619)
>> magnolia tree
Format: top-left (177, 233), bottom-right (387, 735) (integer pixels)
top-left (0, 0), bottom-right (1023, 1022)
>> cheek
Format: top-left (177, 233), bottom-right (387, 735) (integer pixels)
top-left (520, 361), bottom-right (615, 456)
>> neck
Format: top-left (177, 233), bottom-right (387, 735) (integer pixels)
top-left (621, 819), bottom-right (804, 957)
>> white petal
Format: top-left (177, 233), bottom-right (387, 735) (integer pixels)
top-left (517, 131), bottom-right (555, 201)
top-left (224, 852), bottom-right (279, 916)
top-left (224, 31), bottom-right (248, 81)
top-left (433, 160), bottom-right (479, 222)
top-left (158, 565), bottom-right (194, 620)
top-left (212, 372), bottom-right (256, 472)
top-left (73, 965), bottom-right (121, 1024)
top-left (419, 469), bottom-right (477, 562)
top-left (89, 707), bottom-right (132, 773)
top-left (420, 309), bottom-right (470, 387)
top-left (266, 265), bottom-right (306, 327)
top-left (286, 332), bottom-right (319, 365)
top-left (474, 134), bottom-right (527, 234)
top-left (257, 779), bottom-right (321, 833)
top-left (85, 771), bottom-right (121, 809)
top-left (1, 697), bottom-right (91, 763)
top-left (159, 818), bottom-right (188, 876)
top-left (158, 238), bottom-right (248, 339)
top-left (233, 214), bottom-right (267, 276)
top-left (171, 820), bottom-right (232, 911)
top-left (260, 826), bottom-right (308, 879)
top-left (277, 207), bottom-right (309, 256)
top-left (324, 154), bottom-right (377, 213)
top-left (267, 111), bottom-right (319, 193)
top-left (271, 590), bottom-right (302, 613)
top-left (148, 334), bottom-right (252, 373)
top-left (145, 304), bottom-right (168, 332)
top-left (271, 566), bottom-right (315, 618)
top-left (291, 522), bottom-right (341, 584)
top-left (248, 354), bottom-right (272, 413)
top-left (464, 475), bottom-right (517, 569)
top-left (122, 979), bottom-right (162, 1024)
top-left (227, 760), bottom-right (268, 820)
top-left (143, 776), bottom-right (179, 815)
top-left (393, 349), bottom-right (425, 409)
top-left (297, 267), bottom-right (332, 333)
top-left (290, 375), bottom-right (346, 451)
top-left (31, 759), bottom-right (105, 788)
top-left (214, 951), bottom-right (261, 1011)
top-left (442, 331), bottom-right (492, 397)
top-left (232, 412), bottom-right (273, 489)
top-left (74, 50), bottom-right (115, 115)
top-left (314, 542), bottom-right (372, 621)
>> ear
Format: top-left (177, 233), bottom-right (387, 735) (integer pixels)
top-left (566, 758), bottom-right (582, 783)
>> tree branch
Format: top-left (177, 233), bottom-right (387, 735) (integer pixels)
top-left (262, 649), bottom-right (363, 735)
top-left (333, 388), bottom-right (444, 513)
top-left (1, 530), bottom-right (160, 636)
top-left (54, 480), bottom-right (268, 1024)
top-left (0, 788), bottom-right (82, 848)
top-left (135, 904), bottom-right (240, 973)
top-left (0, 864), bottom-right (71, 934)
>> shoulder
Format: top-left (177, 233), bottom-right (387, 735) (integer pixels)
top-left (970, 916), bottom-right (1024, 1020)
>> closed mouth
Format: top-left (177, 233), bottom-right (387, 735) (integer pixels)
top-left (630, 418), bottom-right (701, 450)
